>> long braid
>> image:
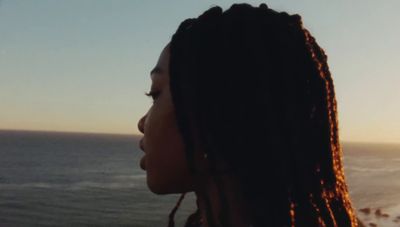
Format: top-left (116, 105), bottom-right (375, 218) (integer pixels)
top-left (169, 8), bottom-right (231, 227)
top-left (168, 3), bottom-right (358, 227)
top-left (306, 30), bottom-right (358, 226)
top-left (168, 193), bottom-right (186, 227)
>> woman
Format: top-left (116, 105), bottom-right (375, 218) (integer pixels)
top-left (137, 3), bottom-right (359, 227)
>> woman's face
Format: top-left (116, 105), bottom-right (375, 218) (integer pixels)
top-left (137, 44), bottom-right (195, 194)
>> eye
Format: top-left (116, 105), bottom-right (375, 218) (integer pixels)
top-left (145, 90), bottom-right (161, 102)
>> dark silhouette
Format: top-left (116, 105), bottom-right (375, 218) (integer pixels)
top-left (165, 3), bottom-right (358, 227)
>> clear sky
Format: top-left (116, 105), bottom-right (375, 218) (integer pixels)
top-left (0, 0), bottom-right (399, 143)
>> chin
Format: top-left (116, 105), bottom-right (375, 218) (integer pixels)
top-left (147, 178), bottom-right (194, 195)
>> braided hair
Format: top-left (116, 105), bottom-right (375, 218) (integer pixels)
top-left (167, 3), bottom-right (358, 227)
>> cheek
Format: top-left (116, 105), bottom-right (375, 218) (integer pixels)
top-left (144, 104), bottom-right (177, 152)
top-left (144, 104), bottom-right (194, 193)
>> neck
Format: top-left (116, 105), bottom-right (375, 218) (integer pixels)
top-left (194, 174), bottom-right (250, 227)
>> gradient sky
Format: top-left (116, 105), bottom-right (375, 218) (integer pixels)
top-left (0, 0), bottom-right (399, 143)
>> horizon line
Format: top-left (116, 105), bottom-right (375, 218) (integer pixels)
top-left (1, 128), bottom-right (399, 145)
top-left (0, 128), bottom-right (137, 137)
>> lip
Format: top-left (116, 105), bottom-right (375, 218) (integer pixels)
top-left (140, 155), bottom-right (146, 170)
top-left (139, 139), bottom-right (145, 151)
top-left (139, 139), bottom-right (146, 170)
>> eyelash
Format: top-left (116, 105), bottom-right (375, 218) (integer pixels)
top-left (145, 91), bottom-right (160, 102)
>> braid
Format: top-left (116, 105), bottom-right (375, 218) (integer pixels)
top-left (306, 30), bottom-right (358, 226)
top-left (168, 3), bottom-right (358, 227)
top-left (168, 193), bottom-right (186, 227)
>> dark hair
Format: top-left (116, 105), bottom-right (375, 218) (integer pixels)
top-left (168, 3), bottom-right (357, 227)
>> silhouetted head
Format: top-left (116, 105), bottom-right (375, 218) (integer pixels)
top-left (138, 3), bottom-right (357, 227)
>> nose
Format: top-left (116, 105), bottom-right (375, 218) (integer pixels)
top-left (137, 114), bottom-right (146, 134)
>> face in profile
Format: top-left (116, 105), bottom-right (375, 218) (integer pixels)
top-left (137, 44), bottom-right (195, 194)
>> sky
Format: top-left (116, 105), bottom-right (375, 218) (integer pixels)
top-left (0, 0), bottom-right (399, 143)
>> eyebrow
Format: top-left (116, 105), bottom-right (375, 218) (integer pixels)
top-left (150, 66), bottom-right (163, 77)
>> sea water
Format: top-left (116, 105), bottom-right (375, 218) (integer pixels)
top-left (0, 130), bottom-right (399, 226)
top-left (344, 142), bottom-right (400, 226)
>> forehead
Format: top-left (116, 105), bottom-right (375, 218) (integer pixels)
top-left (150, 45), bottom-right (170, 82)
top-left (150, 66), bottom-right (163, 80)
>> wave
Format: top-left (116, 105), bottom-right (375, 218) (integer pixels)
top-left (0, 180), bottom-right (143, 191)
top-left (111, 174), bottom-right (146, 180)
top-left (68, 181), bottom-right (139, 190)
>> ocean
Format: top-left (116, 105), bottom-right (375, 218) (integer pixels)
top-left (0, 130), bottom-right (399, 227)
